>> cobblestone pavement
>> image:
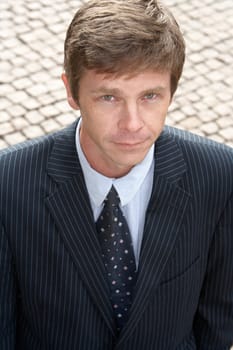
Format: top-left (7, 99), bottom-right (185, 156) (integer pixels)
top-left (0, 0), bottom-right (233, 151)
top-left (0, 1), bottom-right (233, 347)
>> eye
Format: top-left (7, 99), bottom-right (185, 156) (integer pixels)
top-left (102, 95), bottom-right (115, 102)
top-left (143, 92), bottom-right (157, 101)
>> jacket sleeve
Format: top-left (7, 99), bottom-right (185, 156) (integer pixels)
top-left (0, 221), bottom-right (16, 349)
top-left (193, 193), bottom-right (233, 349)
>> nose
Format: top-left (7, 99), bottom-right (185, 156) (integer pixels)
top-left (118, 102), bottom-right (144, 132)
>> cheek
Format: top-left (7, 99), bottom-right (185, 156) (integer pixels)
top-left (145, 117), bottom-right (166, 140)
top-left (146, 109), bottom-right (166, 127)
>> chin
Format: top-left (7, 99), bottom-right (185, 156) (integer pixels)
top-left (117, 156), bottom-right (146, 169)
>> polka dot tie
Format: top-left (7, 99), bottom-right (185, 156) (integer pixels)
top-left (96, 186), bottom-right (137, 332)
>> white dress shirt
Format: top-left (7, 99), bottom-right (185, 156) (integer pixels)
top-left (75, 119), bottom-right (155, 267)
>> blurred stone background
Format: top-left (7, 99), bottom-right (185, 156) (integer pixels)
top-left (0, 0), bottom-right (233, 150)
top-left (0, 1), bottom-right (233, 348)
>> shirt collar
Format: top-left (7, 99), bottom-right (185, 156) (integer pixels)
top-left (76, 119), bottom-right (154, 207)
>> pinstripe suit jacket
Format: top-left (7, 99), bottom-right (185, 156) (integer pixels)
top-left (0, 121), bottom-right (233, 349)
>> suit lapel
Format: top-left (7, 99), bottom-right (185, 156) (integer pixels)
top-left (45, 122), bottom-right (116, 335)
top-left (117, 129), bottom-right (192, 344)
top-left (44, 123), bottom-right (192, 342)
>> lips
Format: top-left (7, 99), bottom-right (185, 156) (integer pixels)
top-left (110, 134), bottom-right (150, 149)
top-left (116, 141), bottom-right (144, 146)
top-left (113, 140), bottom-right (147, 150)
top-left (112, 136), bottom-right (149, 145)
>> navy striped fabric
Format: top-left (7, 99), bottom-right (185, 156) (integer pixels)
top-left (0, 121), bottom-right (233, 349)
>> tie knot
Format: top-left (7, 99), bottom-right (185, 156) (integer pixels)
top-left (105, 186), bottom-right (120, 207)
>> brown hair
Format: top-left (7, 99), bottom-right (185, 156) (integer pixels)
top-left (64, 0), bottom-right (185, 100)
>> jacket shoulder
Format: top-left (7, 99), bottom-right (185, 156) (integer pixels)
top-left (162, 126), bottom-right (233, 188)
top-left (0, 122), bottom-right (77, 168)
top-left (163, 125), bottom-right (233, 160)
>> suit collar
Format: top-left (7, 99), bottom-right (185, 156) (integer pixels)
top-left (47, 123), bottom-right (186, 185)
top-left (76, 118), bottom-right (155, 208)
top-left (47, 121), bottom-right (81, 183)
top-left (117, 128), bottom-right (191, 345)
top-left (153, 126), bottom-right (187, 182)
top-left (46, 121), bottom-right (116, 334)
top-left (46, 123), bottom-right (191, 341)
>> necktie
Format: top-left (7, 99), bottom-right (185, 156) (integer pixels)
top-left (96, 186), bottom-right (137, 332)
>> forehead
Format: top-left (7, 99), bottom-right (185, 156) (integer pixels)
top-left (79, 69), bottom-right (171, 93)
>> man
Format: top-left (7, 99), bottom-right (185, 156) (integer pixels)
top-left (0, 0), bottom-right (232, 348)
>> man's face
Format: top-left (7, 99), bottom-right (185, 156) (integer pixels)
top-left (63, 69), bottom-right (172, 178)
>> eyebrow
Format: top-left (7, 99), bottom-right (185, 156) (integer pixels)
top-left (90, 86), bottom-right (167, 95)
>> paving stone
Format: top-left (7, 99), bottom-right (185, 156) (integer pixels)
top-left (0, 72), bottom-right (12, 84)
top-left (219, 127), bottom-right (233, 141)
top-left (7, 91), bottom-right (28, 104)
top-left (202, 96), bottom-right (218, 109)
top-left (12, 117), bottom-right (29, 130)
top-left (2, 38), bottom-right (21, 49)
top-left (208, 70), bottom-right (226, 83)
top-left (0, 27), bottom-right (12, 40)
top-left (37, 94), bottom-right (55, 107)
top-left (212, 82), bottom-right (228, 93)
top-left (23, 125), bottom-right (44, 139)
top-left (27, 84), bottom-right (49, 97)
top-left (4, 132), bottom-right (27, 146)
top-left (199, 110), bottom-right (218, 123)
top-left (56, 113), bottom-right (77, 127)
top-left (181, 105), bottom-right (197, 117)
top-left (49, 23), bottom-right (66, 35)
top-left (0, 11), bottom-right (12, 22)
top-left (0, 122), bottom-right (14, 136)
top-left (7, 105), bottom-right (27, 118)
top-left (0, 61), bottom-right (12, 71)
top-left (31, 72), bottom-right (50, 84)
top-left (166, 116), bottom-right (175, 127)
top-left (55, 100), bottom-right (71, 113)
top-left (200, 122), bottom-right (219, 135)
top-left (29, 20), bottom-right (45, 29)
top-left (201, 48), bottom-right (218, 59)
top-left (214, 104), bottom-right (232, 117)
top-left (25, 111), bottom-right (45, 124)
top-left (41, 119), bottom-right (60, 133)
top-left (209, 134), bottom-right (225, 144)
top-left (25, 63), bottom-right (41, 74)
top-left (25, 2), bottom-right (41, 11)
top-left (217, 116), bottom-right (233, 128)
top-left (11, 67), bottom-right (28, 79)
top-left (193, 63), bottom-right (210, 75)
top-left (47, 80), bottom-right (63, 93)
top-left (49, 87), bottom-right (65, 101)
top-left (0, 0), bottom-right (232, 150)
top-left (11, 44), bottom-right (31, 57)
top-left (49, 66), bottom-right (64, 78)
top-left (12, 78), bottom-right (33, 90)
top-left (189, 53), bottom-right (204, 64)
top-left (0, 139), bottom-right (8, 150)
top-left (169, 110), bottom-right (186, 123)
top-left (13, 24), bottom-right (29, 35)
top-left (39, 105), bottom-right (59, 118)
top-left (180, 116), bottom-right (201, 130)
top-left (216, 92), bottom-right (232, 103)
top-left (188, 129), bottom-right (205, 137)
top-left (0, 111), bottom-right (11, 122)
top-left (0, 98), bottom-right (12, 110)
top-left (20, 97), bottom-right (41, 111)
top-left (10, 56), bottom-right (27, 67)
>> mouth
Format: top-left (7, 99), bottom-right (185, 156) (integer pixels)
top-left (117, 141), bottom-right (143, 145)
top-left (114, 140), bottom-right (147, 149)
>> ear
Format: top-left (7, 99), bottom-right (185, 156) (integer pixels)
top-left (169, 95), bottom-right (173, 105)
top-left (61, 73), bottom-right (80, 110)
